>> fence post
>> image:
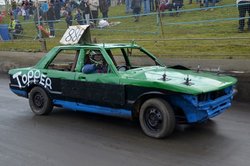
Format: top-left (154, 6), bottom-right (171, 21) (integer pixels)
top-left (157, 10), bottom-right (165, 38)
top-left (39, 38), bottom-right (47, 52)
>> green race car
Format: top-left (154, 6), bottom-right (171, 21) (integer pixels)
top-left (9, 42), bottom-right (237, 138)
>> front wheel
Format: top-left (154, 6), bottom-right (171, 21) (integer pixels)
top-left (139, 98), bottom-right (175, 138)
top-left (29, 87), bottom-right (53, 115)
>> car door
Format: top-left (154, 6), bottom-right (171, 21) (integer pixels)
top-left (73, 48), bottom-right (126, 107)
top-left (74, 72), bottom-right (125, 106)
top-left (42, 48), bottom-right (80, 101)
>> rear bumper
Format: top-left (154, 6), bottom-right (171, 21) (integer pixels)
top-left (9, 84), bottom-right (28, 98)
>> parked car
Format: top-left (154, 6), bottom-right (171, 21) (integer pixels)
top-left (9, 43), bottom-right (237, 138)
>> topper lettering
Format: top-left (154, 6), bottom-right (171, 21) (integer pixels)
top-left (13, 70), bottom-right (52, 89)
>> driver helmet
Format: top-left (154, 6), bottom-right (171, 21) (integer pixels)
top-left (89, 50), bottom-right (103, 65)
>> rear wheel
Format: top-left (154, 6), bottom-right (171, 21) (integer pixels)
top-left (29, 87), bottom-right (53, 115)
top-left (139, 98), bottom-right (175, 138)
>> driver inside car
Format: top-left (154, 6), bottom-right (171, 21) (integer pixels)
top-left (82, 50), bottom-right (108, 74)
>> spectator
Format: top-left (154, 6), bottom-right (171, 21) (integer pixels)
top-left (11, 0), bottom-right (18, 20)
top-left (125, 0), bottom-right (132, 13)
top-left (8, 16), bottom-right (16, 39)
top-left (75, 8), bottom-right (84, 25)
top-left (131, 0), bottom-right (141, 22)
top-left (60, 7), bottom-right (68, 18)
top-left (8, 17), bottom-right (23, 39)
top-left (47, 3), bottom-right (56, 38)
top-left (65, 11), bottom-right (73, 27)
top-left (21, 5), bottom-right (26, 20)
top-left (99, 0), bottom-right (109, 18)
top-left (79, 0), bottom-right (91, 25)
top-left (159, 0), bottom-right (171, 14)
top-left (155, 0), bottom-right (160, 12)
top-left (88, 0), bottom-right (99, 25)
top-left (65, 2), bottom-right (73, 13)
top-left (41, 1), bottom-right (49, 21)
top-left (29, 1), bottom-right (34, 17)
top-left (54, 0), bottom-right (61, 20)
top-left (23, 0), bottom-right (30, 20)
top-left (171, 0), bottom-right (184, 15)
top-left (69, 0), bottom-right (79, 9)
top-left (143, 0), bottom-right (150, 14)
top-left (150, 0), bottom-right (155, 11)
top-left (204, 0), bottom-right (216, 11)
top-left (237, 0), bottom-right (250, 32)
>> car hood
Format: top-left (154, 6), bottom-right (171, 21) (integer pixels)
top-left (120, 66), bottom-right (237, 95)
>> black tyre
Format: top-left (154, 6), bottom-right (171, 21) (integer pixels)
top-left (139, 98), bottom-right (175, 138)
top-left (29, 87), bottom-right (53, 115)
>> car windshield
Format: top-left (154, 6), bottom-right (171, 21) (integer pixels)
top-left (107, 47), bottom-right (163, 71)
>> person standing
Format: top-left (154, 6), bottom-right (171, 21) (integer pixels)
top-left (75, 8), bottom-right (84, 25)
top-left (65, 11), bottom-right (73, 27)
top-left (125, 0), bottom-right (132, 13)
top-left (88, 0), bottom-right (99, 25)
top-left (41, 1), bottom-right (49, 21)
top-left (11, 0), bottom-right (18, 20)
top-left (131, 0), bottom-right (141, 22)
top-left (237, 0), bottom-right (250, 32)
top-left (47, 3), bottom-right (56, 38)
top-left (8, 16), bottom-right (16, 39)
top-left (23, 0), bottom-right (30, 20)
top-left (79, 0), bottom-right (91, 25)
top-left (54, 0), bottom-right (61, 20)
top-left (204, 0), bottom-right (216, 11)
top-left (143, 0), bottom-right (150, 14)
top-left (99, 0), bottom-right (109, 19)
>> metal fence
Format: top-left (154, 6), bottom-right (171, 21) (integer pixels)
top-left (0, 2), bottom-right (250, 58)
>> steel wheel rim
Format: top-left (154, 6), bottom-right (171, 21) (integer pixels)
top-left (33, 92), bottom-right (44, 109)
top-left (144, 106), bottom-right (163, 131)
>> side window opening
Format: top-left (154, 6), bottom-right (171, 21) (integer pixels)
top-left (47, 49), bottom-right (80, 72)
top-left (82, 49), bottom-right (109, 74)
top-left (111, 48), bottom-right (127, 67)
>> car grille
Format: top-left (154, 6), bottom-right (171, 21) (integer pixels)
top-left (198, 89), bottom-right (227, 102)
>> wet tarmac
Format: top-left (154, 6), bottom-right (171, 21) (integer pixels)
top-left (0, 74), bottom-right (250, 166)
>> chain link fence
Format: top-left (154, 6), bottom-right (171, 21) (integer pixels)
top-left (0, 1), bottom-right (249, 58)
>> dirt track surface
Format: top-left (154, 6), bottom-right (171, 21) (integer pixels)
top-left (1, 51), bottom-right (250, 73)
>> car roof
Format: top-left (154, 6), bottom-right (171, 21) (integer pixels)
top-left (56, 43), bottom-right (141, 50)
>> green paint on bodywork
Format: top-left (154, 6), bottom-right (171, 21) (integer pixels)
top-left (8, 43), bottom-right (237, 95)
top-left (119, 66), bottom-right (237, 95)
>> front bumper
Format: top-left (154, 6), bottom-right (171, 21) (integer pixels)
top-left (169, 86), bottom-right (234, 123)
